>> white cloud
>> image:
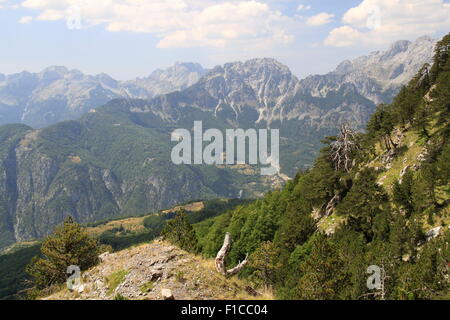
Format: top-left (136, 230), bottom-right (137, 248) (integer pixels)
top-left (325, 0), bottom-right (450, 47)
top-left (324, 26), bottom-right (363, 47)
top-left (19, 0), bottom-right (295, 50)
top-left (0, 0), bottom-right (14, 9)
top-left (18, 15), bottom-right (33, 24)
top-left (296, 4), bottom-right (311, 12)
top-left (36, 8), bottom-right (65, 21)
top-left (306, 12), bottom-right (334, 26)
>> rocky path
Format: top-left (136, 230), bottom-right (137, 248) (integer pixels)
top-left (45, 240), bottom-right (267, 300)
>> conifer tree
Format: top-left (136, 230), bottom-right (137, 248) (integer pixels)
top-left (393, 170), bottom-right (414, 215)
top-left (336, 168), bottom-right (388, 241)
top-left (161, 209), bottom-right (199, 253)
top-left (296, 234), bottom-right (350, 299)
top-left (249, 241), bottom-right (282, 290)
top-left (26, 216), bottom-right (101, 290)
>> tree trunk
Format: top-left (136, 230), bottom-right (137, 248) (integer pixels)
top-left (215, 232), bottom-right (248, 276)
top-left (325, 194), bottom-right (340, 217)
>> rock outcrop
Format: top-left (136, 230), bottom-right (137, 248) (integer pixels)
top-left (43, 240), bottom-right (266, 300)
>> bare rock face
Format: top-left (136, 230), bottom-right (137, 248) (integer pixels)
top-left (426, 227), bottom-right (442, 241)
top-left (297, 36), bottom-right (436, 128)
top-left (99, 252), bottom-right (110, 262)
top-left (139, 37), bottom-right (435, 131)
top-left (127, 62), bottom-right (207, 99)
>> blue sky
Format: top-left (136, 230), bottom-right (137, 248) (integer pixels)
top-left (1, 0), bottom-right (449, 80)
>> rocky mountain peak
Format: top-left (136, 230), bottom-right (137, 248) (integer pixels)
top-left (38, 66), bottom-right (70, 80)
top-left (335, 60), bottom-right (353, 74)
top-left (385, 40), bottom-right (411, 56)
top-left (0, 36), bottom-right (437, 130)
top-left (150, 62), bottom-right (206, 79)
top-left (300, 35), bottom-right (436, 107)
top-left (173, 62), bottom-right (205, 73)
top-left (129, 62), bottom-right (208, 98)
top-left (94, 73), bottom-right (119, 88)
top-left (203, 58), bottom-right (298, 101)
top-left (221, 58), bottom-right (293, 77)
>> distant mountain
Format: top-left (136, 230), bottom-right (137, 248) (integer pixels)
top-left (144, 58), bottom-right (298, 124)
top-left (0, 36), bottom-right (438, 249)
top-left (0, 63), bottom-right (207, 128)
top-left (301, 36), bottom-right (435, 102)
top-left (296, 36), bottom-right (436, 126)
top-left (124, 62), bottom-right (207, 99)
top-left (142, 37), bottom-right (435, 128)
top-left (0, 37), bottom-right (435, 130)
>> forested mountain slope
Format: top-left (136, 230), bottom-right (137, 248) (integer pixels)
top-left (193, 34), bottom-right (450, 300)
top-left (0, 105), bottom-right (274, 249)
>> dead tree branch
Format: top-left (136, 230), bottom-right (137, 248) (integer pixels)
top-left (325, 194), bottom-right (340, 217)
top-left (215, 233), bottom-right (248, 276)
top-left (330, 123), bottom-right (360, 172)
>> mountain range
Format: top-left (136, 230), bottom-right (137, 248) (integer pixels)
top-left (0, 63), bottom-right (207, 128)
top-left (0, 36), bottom-right (437, 249)
top-left (0, 36), bottom-right (435, 129)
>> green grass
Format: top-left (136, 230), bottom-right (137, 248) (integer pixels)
top-left (175, 271), bottom-right (186, 283)
top-left (113, 293), bottom-right (129, 300)
top-left (378, 131), bottom-right (424, 191)
top-left (139, 281), bottom-right (154, 293)
top-left (317, 213), bottom-right (346, 234)
top-left (106, 269), bottom-right (129, 295)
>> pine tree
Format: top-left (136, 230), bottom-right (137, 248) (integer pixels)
top-left (367, 104), bottom-right (396, 150)
top-left (274, 198), bottom-right (316, 252)
top-left (413, 102), bottom-right (431, 139)
top-left (412, 164), bottom-right (438, 215)
top-left (389, 213), bottom-right (410, 260)
top-left (336, 168), bottom-right (388, 241)
top-left (435, 141), bottom-right (450, 187)
top-left (26, 216), bottom-right (101, 290)
top-left (395, 232), bottom-right (449, 299)
top-left (393, 170), bottom-right (414, 215)
top-left (249, 241), bottom-right (282, 290)
top-left (296, 234), bottom-right (350, 299)
top-left (161, 209), bottom-right (199, 253)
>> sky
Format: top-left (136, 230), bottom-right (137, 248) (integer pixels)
top-left (1, 0), bottom-right (449, 80)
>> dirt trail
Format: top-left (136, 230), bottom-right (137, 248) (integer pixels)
top-left (45, 240), bottom-right (270, 300)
